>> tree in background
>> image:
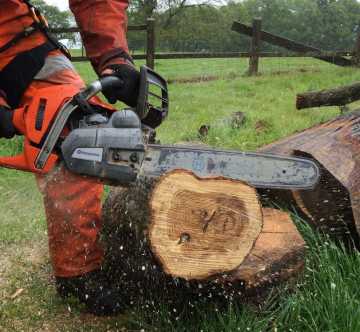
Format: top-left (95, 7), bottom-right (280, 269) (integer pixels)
top-left (236, 0), bottom-right (360, 50)
top-left (31, 0), bottom-right (75, 46)
top-left (151, 0), bottom-right (360, 52)
top-left (33, 0), bottom-right (360, 54)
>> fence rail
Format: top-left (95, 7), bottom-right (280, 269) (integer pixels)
top-left (52, 17), bottom-right (359, 73)
top-left (231, 19), bottom-right (358, 74)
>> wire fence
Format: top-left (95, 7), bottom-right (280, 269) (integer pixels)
top-left (52, 17), bottom-right (360, 79)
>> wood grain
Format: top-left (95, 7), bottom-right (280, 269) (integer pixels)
top-left (149, 170), bottom-right (263, 280)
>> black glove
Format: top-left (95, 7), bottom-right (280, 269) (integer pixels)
top-left (102, 64), bottom-right (140, 107)
top-left (0, 105), bottom-right (17, 139)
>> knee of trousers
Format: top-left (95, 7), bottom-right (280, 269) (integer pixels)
top-left (36, 152), bottom-right (105, 277)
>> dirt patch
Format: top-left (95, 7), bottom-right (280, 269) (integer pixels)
top-left (255, 119), bottom-right (272, 134)
top-left (0, 246), bottom-right (12, 289)
top-left (168, 75), bottom-right (220, 84)
top-left (0, 239), bottom-right (48, 291)
top-left (22, 239), bottom-right (48, 267)
top-left (168, 68), bottom-right (320, 85)
top-left (270, 67), bottom-right (321, 76)
top-left (168, 72), bottom-right (245, 84)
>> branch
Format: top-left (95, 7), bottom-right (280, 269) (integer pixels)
top-left (296, 82), bottom-right (360, 110)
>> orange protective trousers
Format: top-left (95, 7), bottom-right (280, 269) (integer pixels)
top-left (16, 55), bottom-right (106, 278)
top-left (0, 0), bottom-right (130, 277)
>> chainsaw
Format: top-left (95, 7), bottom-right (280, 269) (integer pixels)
top-left (0, 66), bottom-right (320, 190)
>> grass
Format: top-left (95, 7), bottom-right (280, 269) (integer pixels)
top-left (1, 58), bottom-right (360, 331)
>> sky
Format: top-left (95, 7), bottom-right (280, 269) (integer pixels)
top-left (45, 0), bottom-right (69, 11)
top-left (44, 0), bottom-right (212, 11)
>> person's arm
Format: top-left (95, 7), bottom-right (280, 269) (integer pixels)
top-left (0, 92), bottom-right (17, 138)
top-left (69, 0), bottom-right (132, 74)
top-left (69, 0), bottom-right (161, 126)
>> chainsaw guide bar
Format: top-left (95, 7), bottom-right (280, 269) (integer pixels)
top-left (141, 145), bottom-right (320, 190)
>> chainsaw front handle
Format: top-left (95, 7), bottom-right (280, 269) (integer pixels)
top-left (99, 76), bottom-right (124, 94)
top-left (84, 76), bottom-right (124, 101)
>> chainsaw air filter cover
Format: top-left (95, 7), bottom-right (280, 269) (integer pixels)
top-left (61, 110), bottom-right (145, 185)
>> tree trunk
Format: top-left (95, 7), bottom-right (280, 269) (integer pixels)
top-left (102, 170), bottom-right (305, 306)
top-left (259, 110), bottom-right (360, 247)
top-left (296, 82), bottom-right (360, 110)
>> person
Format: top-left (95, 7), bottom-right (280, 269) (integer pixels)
top-left (0, 0), bottom-right (143, 315)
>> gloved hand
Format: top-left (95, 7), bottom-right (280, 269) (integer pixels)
top-left (0, 105), bottom-right (17, 139)
top-left (101, 64), bottom-right (140, 108)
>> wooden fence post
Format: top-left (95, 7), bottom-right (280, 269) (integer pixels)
top-left (146, 18), bottom-right (155, 69)
top-left (248, 18), bottom-right (262, 76)
top-left (352, 27), bottom-right (360, 66)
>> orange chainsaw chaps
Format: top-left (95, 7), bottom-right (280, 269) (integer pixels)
top-left (0, 143), bottom-right (58, 173)
top-left (0, 85), bottom-right (80, 174)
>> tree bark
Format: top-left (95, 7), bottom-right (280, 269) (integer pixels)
top-left (102, 170), bottom-right (305, 306)
top-left (259, 110), bottom-right (360, 247)
top-left (296, 82), bottom-right (360, 110)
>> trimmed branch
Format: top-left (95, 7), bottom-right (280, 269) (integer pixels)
top-left (296, 82), bottom-right (360, 110)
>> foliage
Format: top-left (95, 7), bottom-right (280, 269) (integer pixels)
top-left (243, 0), bottom-right (360, 50)
top-left (31, 0), bottom-right (75, 44)
top-left (127, 0), bottom-right (360, 53)
top-left (31, 0), bottom-right (360, 54)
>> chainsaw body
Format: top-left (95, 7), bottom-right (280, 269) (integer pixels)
top-left (62, 110), bottom-right (145, 184)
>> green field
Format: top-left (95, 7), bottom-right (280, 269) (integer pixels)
top-left (1, 58), bottom-right (360, 331)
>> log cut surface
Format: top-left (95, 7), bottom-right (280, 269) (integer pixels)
top-left (149, 170), bottom-right (263, 280)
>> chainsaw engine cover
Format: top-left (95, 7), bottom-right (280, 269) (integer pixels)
top-left (61, 110), bottom-right (145, 184)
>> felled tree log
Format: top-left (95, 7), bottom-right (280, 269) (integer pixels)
top-left (296, 82), bottom-right (360, 110)
top-left (102, 170), bottom-right (305, 307)
top-left (259, 110), bottom-right (360, 247)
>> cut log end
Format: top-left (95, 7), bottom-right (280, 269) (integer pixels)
top-left (102, 169), bottom-right (306, 306)
top-left (149, 170), bottom-right (263, 280)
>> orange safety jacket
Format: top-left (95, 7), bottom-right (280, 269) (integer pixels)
top-left (0, 0), bottom-right (130, 74)
top-left (0, 0), bottom-right (129, 170)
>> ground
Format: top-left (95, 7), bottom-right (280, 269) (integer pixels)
top-left (1, 58), bottom-right (360, 331)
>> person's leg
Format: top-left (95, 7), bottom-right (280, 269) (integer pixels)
top-left (24, 51), bottom-right (122, 315)
top-left (26, 50), bottom-right (105, 278)
top-left (35, 164), bottom-right (104, 278)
